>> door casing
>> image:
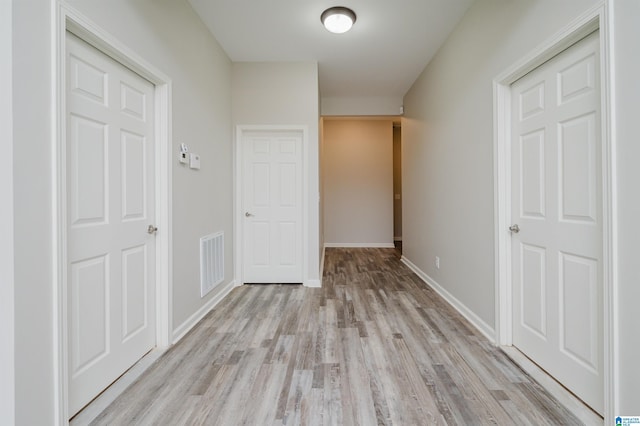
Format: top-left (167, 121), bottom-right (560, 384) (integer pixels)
top-left (234, 125), bottom-right (310, 287)
top-left (493, 3), bottom-right (615, 422)
top-left (54, 4), bottom-right (173, 423)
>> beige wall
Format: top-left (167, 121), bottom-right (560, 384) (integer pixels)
top-left (323, 120), bottom-right (394, 247)
top-left (402, 0), bottom-right (601, 331)
top-left (321, 96), bottom-right (404, 116)
top-left (232, 62), bottom-right (321, 284)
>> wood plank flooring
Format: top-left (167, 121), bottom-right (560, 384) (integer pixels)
top-left (86, 247), bottom-right (584, 425)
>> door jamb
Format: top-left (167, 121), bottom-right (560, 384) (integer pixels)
top-left (53, 4), bottom-right (173, 423)
top-left (493, 3), bottom-right (615, 421)
top-left (234, 125), bottom-right (309, 286)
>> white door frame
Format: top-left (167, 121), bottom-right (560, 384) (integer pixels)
top-left (493, 3), bottom-right (615, 421)
top-left (234, 125), bottom-right (309, 286)
top-left (53, 4), bottom-right (173, 423)
top-left (0, 0), bottom-right (15, 423)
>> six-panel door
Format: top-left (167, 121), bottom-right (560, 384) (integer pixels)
top-left (242, 131), bottom-right (303, 283)
top-left (511, 31), bottom-right (603, 414)
top-left (66, 32), bottom-right (156, 416)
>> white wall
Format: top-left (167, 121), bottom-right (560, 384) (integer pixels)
top-left (402, 0), bottom-right (600, 331)
top-left (321, 96), bottom-right (404, 116)
top-left (232, 62), bottom-right (321, 285)
top-left (323, 120), bottom-right (394, 247)
top-left (610, 0), bottom-right (640, 413)
top-left (13, 0), bottom-right (56, 422)
top-left (12, 0), bottom-right (233, 423)
top-left (1, 0), bottom-right (15, 423)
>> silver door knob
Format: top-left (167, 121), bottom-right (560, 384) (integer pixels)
top-left (245, 212), bottom-right (254, 217)
top-left (147, 224), bottom-right (158, 234)
top-left (509, 224), bottom-right (520, 233)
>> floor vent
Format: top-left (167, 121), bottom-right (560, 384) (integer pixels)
top-left (200, 231), bottom-right (224, 297)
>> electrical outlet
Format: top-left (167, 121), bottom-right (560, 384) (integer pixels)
top-left (435, 256), bottom-right (440, 269)
top-left (189, 153), bottom-right (201, 170)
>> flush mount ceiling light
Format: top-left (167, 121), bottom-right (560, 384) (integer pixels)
top-left (321, 6), bottom-right (357, 34)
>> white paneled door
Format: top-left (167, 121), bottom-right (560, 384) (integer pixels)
top-left (511, 31), bottom-right (602, 414)
top-left (66, 32), bottom-right (156, 416)
top-left (242, 131), bottom-right (303, 283)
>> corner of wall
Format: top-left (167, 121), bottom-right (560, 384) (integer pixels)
top-left (172, 280), bottom-right (236, 344)
top-left (401, 256), bottom-right (496, 343)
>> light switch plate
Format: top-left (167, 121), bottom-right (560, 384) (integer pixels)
top-left (189, 153), bottom-right (201, 170)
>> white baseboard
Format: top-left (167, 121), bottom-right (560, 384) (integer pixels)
top-left (70, 348), bottom-right (167, 425)
top-left (401, 256), bottom-right (496, 343)
top-left (324, 242), bottom-right (395, 248)
top-left (319, 245), bottom-right (326, 280)
top-left (171, 279), bottom-right (235, 344)
top-left (304, 279), bottom-right (322, 288)
top-left (500, 347), bottom-right (602, 425)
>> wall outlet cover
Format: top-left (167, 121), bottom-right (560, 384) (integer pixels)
top-left (189, 153), bottom-right (201, 170)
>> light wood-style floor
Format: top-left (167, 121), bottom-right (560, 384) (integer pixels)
top-left (87, 247), bottom-right (584, 425)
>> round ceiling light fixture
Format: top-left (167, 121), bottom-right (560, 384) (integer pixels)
top-left (321, 6), bottom-right (357, 34)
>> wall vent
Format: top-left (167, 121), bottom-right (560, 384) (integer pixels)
top-left (200, 231), bottom-right (224, 297)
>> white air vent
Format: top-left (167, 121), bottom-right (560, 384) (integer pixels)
top-left (200, 231), bottom-right (224, 297)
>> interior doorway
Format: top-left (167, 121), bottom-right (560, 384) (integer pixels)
top-left (240, 129), bottom-right (304, 283)
top-left (493, 11), bottom-right (612, 420)
top-left (509, 30), bottom-right (603, 415)
top-left (393, 122), bottom-right (402, 253)
top-left (321, 117), bottom-right (399, 249)
top-left (56, 9), bottom-right (173, 421)
top-left (66, 30), bottom-right (158, 417)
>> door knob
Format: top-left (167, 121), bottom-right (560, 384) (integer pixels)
top-left (147, 224), bottom-right (158, 234)
top-left (509, 224), bottom-right (520, 233)
top-left (245, 212), bottom-right (254, 217)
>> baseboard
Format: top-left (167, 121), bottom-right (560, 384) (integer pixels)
top-left (171, 279), bottom-right (236, 344)
top-left (401, 256), bottom-right (496, 343)
top-left (319, 245), bottom-right (326, 279)
top-left (304, 279), bottom-right (322, 288)
top-left (70, 348), bottom-right (167, 425)
top-left (500, 347), bottom-right (602, 425)
top-left (324, 242), bottom-right (395, 248)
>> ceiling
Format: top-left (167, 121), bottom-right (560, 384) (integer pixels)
top-left (188, 0), bottom-right (474, 99)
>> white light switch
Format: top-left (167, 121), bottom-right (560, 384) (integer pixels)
top-left (178, 143), bottom-right (189, 164)
top-left (189, 153), bottom-right (201, 170)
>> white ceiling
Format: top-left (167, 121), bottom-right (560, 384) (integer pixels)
top-left (188, 0), bottom-right (474, 99)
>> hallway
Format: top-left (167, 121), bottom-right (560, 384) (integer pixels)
top-left (85, 248), bottom-right (583, 425)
